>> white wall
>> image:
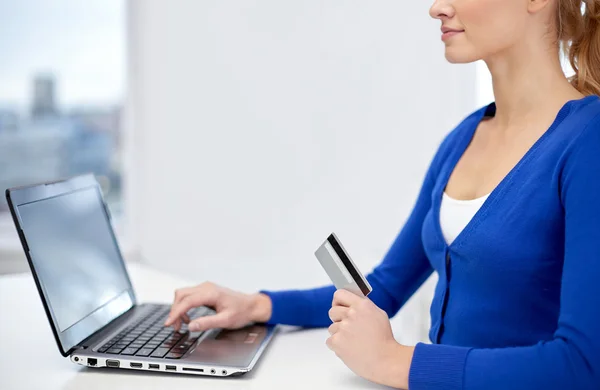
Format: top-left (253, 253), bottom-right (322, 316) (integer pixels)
top-left (128, 0), bottom-right (476, 344)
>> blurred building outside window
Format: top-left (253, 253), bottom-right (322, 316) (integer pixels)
top-left (0, 0), bottom-right (125, 247)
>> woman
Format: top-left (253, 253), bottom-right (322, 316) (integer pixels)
top-left (165, 0), bottom-right (600, 388)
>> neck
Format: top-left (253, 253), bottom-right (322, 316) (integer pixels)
top-left (485, 42), bottom-right (584, 128)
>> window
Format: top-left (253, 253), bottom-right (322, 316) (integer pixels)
top-left (0, 0), bottom-right (125, 227)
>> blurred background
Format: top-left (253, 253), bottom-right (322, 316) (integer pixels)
top-left (0, 0), bottom-right (501, 344)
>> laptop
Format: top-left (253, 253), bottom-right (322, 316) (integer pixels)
top-left (5, 174), bottom-right (277, 376)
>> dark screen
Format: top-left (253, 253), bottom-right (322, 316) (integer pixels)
top-left (17, 187), bottom-right (130, 332)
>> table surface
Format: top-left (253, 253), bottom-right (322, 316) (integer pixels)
top-left (0, 263), bottom-right (391, 390)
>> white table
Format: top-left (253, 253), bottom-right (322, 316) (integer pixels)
top-left (0, 263), bottom-right (392, 390)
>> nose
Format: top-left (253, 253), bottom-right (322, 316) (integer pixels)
top-left (429, 0), bottom-right (455, 20)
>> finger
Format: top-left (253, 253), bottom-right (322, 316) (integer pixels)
top-left (328, 322), bottom-right (340, 336)
top-left (165, 287), bottom-right (205, 326)
top-left (173, 286), bottom-right (196, 304)
top-left (332, 289), bottom-right (361, 308)
top-left (328, 306), bottom-right (349, 322)
top-left (165, 314), bottom-right (178, 327)
top-left (173, 314), bottom-right (191, 331)
top-left (164, 286), bottom-right (207, 326)
top-left (188, 312), bottom-right (232, 332)
top-left (326, 335), bottom-right (336, 351)
top-left (165, 289), bottom-right (218, 326)
top-left (166, 311), bottom-right (192, 329)
top-left (172, 318), bottom-right (181, 332)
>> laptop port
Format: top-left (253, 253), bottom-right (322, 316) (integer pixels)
top-left (106, 360), bottom-right (120, 368)
top-left (182, 367), bottom-right (204, 373)
top-left (166, 365), bottom-right (177, 371)
top-left (130, 362), bottom-right (143, 368)
top-left (88, 358), bottom-right (97, 367)
top-left (149, 364), bottom-right (160, 370)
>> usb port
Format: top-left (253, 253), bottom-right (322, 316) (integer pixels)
top-left (166, 365), bottom-right (177, 371)
top-left (106, 360), bottom-right (120, 368)
top-left (130, 362), bottom-right (143, 368)
top-left (149, 364), bottom-right (159, 370)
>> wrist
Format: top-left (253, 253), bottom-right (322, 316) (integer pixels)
top-left (381, 342), bottom-right (414, 389)
top-left (250, 293), bottom-right (272, 323)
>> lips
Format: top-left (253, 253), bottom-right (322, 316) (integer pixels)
top-left (441, 26), bottom-right (464, 34)
top-left (441, 26), bottom-right (464, 41)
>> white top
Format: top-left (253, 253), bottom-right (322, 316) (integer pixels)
top-left (440, 191), bottom-right (490, 245)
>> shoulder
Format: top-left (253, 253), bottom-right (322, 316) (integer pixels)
top-left (562, 96), bottom-right (600, 160)
top-left (559, 97), bottom-right (600, 198)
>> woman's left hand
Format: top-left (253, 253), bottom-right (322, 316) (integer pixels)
top-left (327, 289), bottom-right (414, 389)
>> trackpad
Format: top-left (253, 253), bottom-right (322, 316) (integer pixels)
top-left (185, 324), bottom-right (270, 367)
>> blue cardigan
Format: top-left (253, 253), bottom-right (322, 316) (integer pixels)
top-left (262, 94), bottom-right (600, 389)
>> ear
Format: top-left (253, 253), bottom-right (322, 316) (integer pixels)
top-left (527, 0), bottom-right (553, 14)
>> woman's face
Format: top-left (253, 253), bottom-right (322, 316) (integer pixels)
top-left (429, 0), bottom-right (534, 64)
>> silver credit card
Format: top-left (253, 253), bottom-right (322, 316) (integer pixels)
top-left (314, 232), bottom-right (372, 297)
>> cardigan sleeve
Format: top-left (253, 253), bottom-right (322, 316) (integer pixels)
top-left (260, 132), bottom-right (455, 327)
top-left (409, 115), bottom-right (600, 390)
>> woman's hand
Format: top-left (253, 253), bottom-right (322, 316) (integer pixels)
top-left (164, 282), bottom-right (272, 332)
top-left (327, 289), bottom-right (414, 389)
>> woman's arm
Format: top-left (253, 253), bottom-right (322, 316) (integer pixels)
top-left (261, 133), bottom-right (452, 327)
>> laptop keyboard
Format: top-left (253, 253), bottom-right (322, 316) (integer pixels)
top-left (97, 304), bottom-right (209, 359)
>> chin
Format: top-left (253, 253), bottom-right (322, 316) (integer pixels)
top-left (444, 48), bottom-right (479, 64)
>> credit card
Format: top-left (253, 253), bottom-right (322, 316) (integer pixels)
top-left (314, 232), bottom-right (372, 297)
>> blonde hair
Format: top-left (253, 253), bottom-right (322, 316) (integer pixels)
top-left (557, 0), bottom-right (600, 96)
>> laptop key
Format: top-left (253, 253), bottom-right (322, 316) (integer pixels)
top-left (107, 347), bottom-right (124, 354)
top-left (150, 348), bottom-right (170, 358)
top-left (165, 352), bottom-right (184, 359)
top-left (169, 334), bottom-right (183, 342)
top-left (135, 348), bottom-right (155, 357)
top-left (121, 347), bottom-right (139, 355)
top-left (161, 340), bottom-right (180, 348)
top-left (171, 348), bottom-right (187, 355)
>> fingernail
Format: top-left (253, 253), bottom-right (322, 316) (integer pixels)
top-left (189, 323), bottom-right (199, 332)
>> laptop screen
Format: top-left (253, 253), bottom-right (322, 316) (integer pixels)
top-left (17, 186), bottom-right (131, 333)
